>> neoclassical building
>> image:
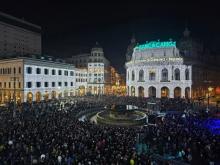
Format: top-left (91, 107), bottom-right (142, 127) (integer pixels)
top-left (125, 40), bottom-right (192, 98)
top-left (0, 56), bottom-right (87, 103)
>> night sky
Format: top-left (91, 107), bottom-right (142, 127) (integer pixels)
top-left (1, 1), bottom-right (220, 73)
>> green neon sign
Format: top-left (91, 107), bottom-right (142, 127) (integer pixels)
top-left (135, 41), bottom-right (176, 50)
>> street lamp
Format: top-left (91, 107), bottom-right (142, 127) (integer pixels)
top-left (57, 86), bottom-right (61, 99)
top-left (10, 76), bottom-right (19, 118)
top-left (207, 86), bottom-right (213, 111)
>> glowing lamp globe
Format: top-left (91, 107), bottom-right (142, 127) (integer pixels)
top-left (216, 87), bottom-right (220, 95)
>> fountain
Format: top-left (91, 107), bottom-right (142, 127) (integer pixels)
top-left (94, 104), bottom-right (147, 126)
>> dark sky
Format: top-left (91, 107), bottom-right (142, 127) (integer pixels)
top-left (1, 1), bottom-right (220, 73)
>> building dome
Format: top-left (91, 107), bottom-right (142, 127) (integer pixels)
top-left (91, 42), bottom-right (103, 52)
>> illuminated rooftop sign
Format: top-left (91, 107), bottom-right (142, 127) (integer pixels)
top-left (135, 41), bottom-right (176, 50)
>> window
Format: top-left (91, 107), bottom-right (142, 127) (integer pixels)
top-left (70, 71), bottom-right (74, 76)
top-left (36, 68), bottom-right (41, 74)
top-left (44, 68), bottom-right (49, 75)
top-left (51, 82), bottom-right (55, 87)
top-left (132, 70), bottom-right (135, 81)
top-left (139, 70), bottom-right (144, 81)
top-left (64, 82), bottom-right (68, 86)
top-left (64, 71), bottom-right (68, 76)
top-left (26, 67), bottom-right (32, 74)
top-left (14, 67), bottom-right (16, 74)
top-left (27, 82), bottom-right (32, 88)
top-left (58, 70), bottom-right (62, 75)
top-left (4, 82), bottom-right (6, 88)
top-left (185, 69), bottom-right (190, 80)
top-left (0, 82), bottom-right (1, 88)
top-left (161, 68), bottom-right (168, 81)
top-left (36, 82), bottom-right (41, 88)
top-left (71, 82), bottom-right (73, 86)
top-left (149, 72), bottom-right (156, 81)
top-left (19, 67), bottom-right (21, 74)
top-left (18, 82), bottom-right (21, 88)
top-left (58, 82), bottom-right (62, 86)
top-left (174, 68), bottom-right (180, 80)
top-left (52, 69), bottom-right (56, 75)
top-left (44, 82), bottom-right (49, 87)
top-left (8, 82), bottom-right (11, 88)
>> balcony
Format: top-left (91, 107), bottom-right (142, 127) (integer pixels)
top-left (160, 79), bottom-right (170, 82)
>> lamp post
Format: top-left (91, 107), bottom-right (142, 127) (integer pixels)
top-left (207, 86), bottom-right (213, 111)
top-left (10, 76), bottom-right (19, 118)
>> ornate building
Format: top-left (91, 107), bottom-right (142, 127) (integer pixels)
top-left (66, 42), bottom-right (111, 95)
top-left (126, 28), bottom-right (220, 99)
top-left (0, 56), bottom-right (87, 103)
top-left (126, 40), bottom-right (192, 98)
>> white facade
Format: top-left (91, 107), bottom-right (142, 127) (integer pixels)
top-left (75, 68), bottom-right (87, 96)
top-left (0, 57), bottom-right (88, 103)
top-left (125, 41), bottom-right (192, 98)
top-left (87, 62), bottom-right (105, 95)
top-left (0, 12), bottom-right (41, 57)
top-left (23, 62), bottom-right (75, 102)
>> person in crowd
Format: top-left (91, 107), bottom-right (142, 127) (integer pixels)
top-left (0, 95), bottom-right (219, 164)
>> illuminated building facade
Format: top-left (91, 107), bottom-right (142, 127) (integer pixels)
top-left (126, 28), bottom-right (220, 100)
top-left (126, 40), bottom-right (192, 98)
top-left (87, 63), bottom-right (105, 95)
top-left (75, 68), bottom-right (87, 96)
top-left (0, 12), bottom-right (41, 57)
top-left (67, 42), bottom-right (111, 95)
top-left (110, 66), bottom-right (126, 95)
top-left (0, 56), bottom-right (87, 103)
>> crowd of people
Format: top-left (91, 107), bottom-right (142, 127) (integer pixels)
top-left (0, 96), bottom-right (219, 164)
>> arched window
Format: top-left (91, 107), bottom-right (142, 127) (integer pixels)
top-left (138, 86), bottom-right (144, 97)
top-left (139, 70), bottom-right (144, 81)
top-left (174, 68), bottom-right (180, 80)
top-left (132, 70), bottom-right (135, 81)
top-left (185, 69), bottom-right (189, 80)
top-left (161, 68), bottom-right (168, 81)
top-left (149, 72), bottom-right (156, 81)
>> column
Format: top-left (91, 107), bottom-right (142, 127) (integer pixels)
top-left (145, 86), bottom-right (149, 98)
top-left (135, 87), bottom-right (138, 97)
top-left (156, 87), bottom-right (161, 98)
top-left (181, 87), bottom-right (185, 98)
top-left (189, 88), bottom-right (192, 98)
top-left (169, 87), bottom-right (174, 98)
top-left (169, 66), bottom-right (172, 81)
